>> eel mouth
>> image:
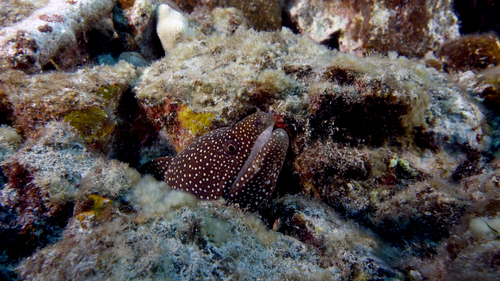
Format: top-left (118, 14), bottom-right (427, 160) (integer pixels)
top-left (229, 120), bottom-right (274, 191)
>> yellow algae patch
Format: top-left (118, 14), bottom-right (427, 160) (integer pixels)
top-left (177, 105), bottom-right (214, 136)
top-left (76, 195), bottom-right (114, 223)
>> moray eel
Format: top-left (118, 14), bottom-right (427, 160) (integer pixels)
top-left (140, 112), bottom-right (289, 211)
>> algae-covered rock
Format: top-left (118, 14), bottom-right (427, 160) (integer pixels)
top-left (284, 0), bottom-right (459, 57)
top-left (134, 26), bottom-right (493, 261)
top-left (439, 33), bottom-right (500, 73)
top-left (0, 60), bottom-right (139, 150)
top-left (1, 1), bottom-right (500, 280)
top-left (172, 0), bottom-right (282, 32)
top-left (264, 195), bottom-right (404, 280)
top-left (0, 121), bottom-right (140, 275)
top-left (17, 181), bottom-right (335, 280)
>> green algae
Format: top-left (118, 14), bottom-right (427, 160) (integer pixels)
top-left (64, 107), bottom-right (115, 143)
top-left (96, 84), bottom-right (121, 101)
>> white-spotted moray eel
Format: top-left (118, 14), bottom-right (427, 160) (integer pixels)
top-left (140, 112), bottom-right (289, 211)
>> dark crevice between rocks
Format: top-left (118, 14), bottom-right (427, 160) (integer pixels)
top-left (148, 12), bottom-right (167, 59)
top-left (84, 6), bottom-right (129, 65)
top-left (453, 0), bottom-right (500, 36)
top-left (87, 25), bottom-right (124, 61)
top-left (318, 31), bottom-right (341, 50)
top-left (112, 88), bottom-right (163, 168)
top-left (309, 94), bottom-right (407, 146)
top-left (270, 148), bottom-right (302, 199)
top-left (86, 4), bottom-right (165, 66)
top-left (0, 90), bottom-right (14, 127)
top-left (111, 4), bottom-right (165, 62)
top-left (0, 91), bottom-right (14, 189)
top-left (280, 5), bottom-right (300, 34)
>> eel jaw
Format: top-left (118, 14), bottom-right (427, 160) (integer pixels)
top-left (231, 124), bottom-right (274, 186)
top-left (226, 126), bottom-right (289, 211)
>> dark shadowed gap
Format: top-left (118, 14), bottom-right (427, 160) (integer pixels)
top-left (113, 89), bottom-right (161, 168)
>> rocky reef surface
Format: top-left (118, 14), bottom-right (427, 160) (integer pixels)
top-left (1, 0), bottom-right (500, 280)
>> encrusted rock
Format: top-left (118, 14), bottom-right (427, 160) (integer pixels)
top-left (439, 33), bottom-right (500, 73)
top-left (284, 0), bottom-right (459, 57)
top-left (0, 0), bottom-right (115, 72)
top-left (17, 187), bottom-right (334, 280)
top-left (173, 0), bottom-right (282, 31)
top-left (0, 61), bottom-right (138, 148)
top-left (264, 195), bottom-right (404, 280)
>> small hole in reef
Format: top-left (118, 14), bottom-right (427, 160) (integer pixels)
top-left (319, 31), bottom-right (341, 50)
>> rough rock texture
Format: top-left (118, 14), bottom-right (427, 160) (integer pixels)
top-left (264, 195), bottom-right (404, 280)
top-left (394, 167), bottom-right (500, 280)
top-left (17, 180), bottom-right (337, 280)
top-left (438, 33), bottom-right (500, 73)
top-left (0, 1), bottom-right (500, 280)
top-left (0, 121), bottom-right (141, 278)
top-left (172, 0), bottom-right (282, 31)
top-left (0, 61), bottom-right (139, 148)
top-left (0, 0), bottom-right (48, 29)
top-left (134, 27), bottom-right (488, 153)
top-left (0, 0), bottom-right (115, 72)
top-left (284, 0), bottom-right (460, 57)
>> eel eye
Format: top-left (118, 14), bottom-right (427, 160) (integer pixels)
top-left (224, 140), bottom-right (238, 154)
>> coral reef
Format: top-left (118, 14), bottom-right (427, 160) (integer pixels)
top-left (0, 0), bottom-right (499, 280)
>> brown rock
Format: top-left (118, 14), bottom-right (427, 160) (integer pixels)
top-left (174, 0), bottom-right (282, 31)
top-left (284, 0), bottom-right (459, 58)
top-left (439, 33), bottom-right (500, 73)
